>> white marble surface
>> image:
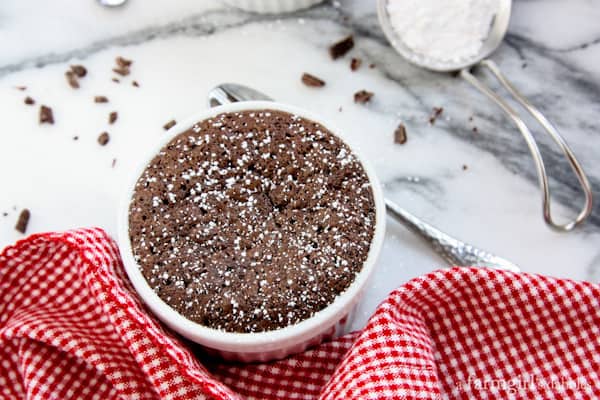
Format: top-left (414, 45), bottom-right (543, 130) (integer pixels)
top-left (1, 0), bottom-right (600, 331)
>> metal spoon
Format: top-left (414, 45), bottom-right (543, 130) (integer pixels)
top-left (97, 0), bottom-right (128, 8)
top-left (377, 0), bottom-right (593, 232)
top-left (207, 83), bottom-right (520, 272)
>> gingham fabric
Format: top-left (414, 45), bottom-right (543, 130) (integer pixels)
top-left (1, 228), bottom-right (599, 399)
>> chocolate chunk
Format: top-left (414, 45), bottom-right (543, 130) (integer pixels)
top-left (301, 73), bottom-right (325, 87)
top-left (94, 96), bottom-right (109, 103)
top-left (394, 123), bottom-right (407, 144)
top-left (429, 107), bottom-right (444, 125)
top-left (132, 80), bottom-right (140, 87)
top-left (112, 67), bottom-right (130, 76)
top-left (65, 71), bottom-right (79, 89)
top-left (24, 97), bottom-right (35, 105)
top-left (15, 209), bottom-right (30, 234)
top-left (39, 105), bottom-right (54, 124)
top-left (329, 35), bottom-right (354, 59)
top-left (163, 120), bottom-right (176, 130)
top-left (116, 56), bottom-right (132, 68)
top-left (70, 65), bottom-right (87, 78)
top-left (98, 132), bottom-right (110, 146)
top-left (109, 111), bottom-right (118, 124)
top-left (350, 58), bottom-right (362, 71)
top-left (354, 90), bottom-right (373, 104)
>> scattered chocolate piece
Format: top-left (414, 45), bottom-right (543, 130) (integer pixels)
top-left (113, 67), bottom-right (130, 76)
top-left (472, 127), bottom-right (478, 134)
top-left (354, 90), bottom-right (373, 104)
top-left (468, 116), bottom-right (474, 122)
top-left (70, 65), bottom-right (87, 78)
top-left (301, 73), bottom-right (325, 87)
top-left (109, 111), bottom-right (118, 124)
top-left (94, 96), bottom-right (109, 103)
top-left (132, 80), bottom-right (140, 87)
top-left (73, 136), bottom-right (79, 141)
top-left (24, 96), bottom-right (35, 105)
top-left (98, 132), bottom-right (110, 146)
top-left (65, 71), bottom-right (79, 89)
top-left (350, 57), bottom-right (362, 71)
top-left (462, 164), bottom-right (468, 171)
top-left (163, 119), bottom-right (177, 130)
top-left (116, 56), bottom-right (132, 68)
top-left (14, 86), bottom-right (27, 91)
top-left (394, 123), bottom-right (407, 144)
top-left (2, 212), bottom-right (8, 217)
top-left (112, 158), bottom-right (117, 168)
top-left (15, 209), bottom-right (30, 234)
top-left (39, 105), bottom-right (54, 124)
top-left (112, 78), bottom-right (120, 83)
top-left (329, 35), bottom-right (354, 59)
top-left (429, 107), bottom-right (444, 125)
top-left (369, 63), bottom-right (376, 69)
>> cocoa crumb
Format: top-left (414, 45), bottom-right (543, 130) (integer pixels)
top-left (301, 73), bottom-right (325, 87)
top-left (472, 126), bottom-right (478, 134)
top-left (98, 132), bottom-right (110, 146)
top-left (94, 96), bottom-right (109, 103)
top-left (112, 158), bottom-right (117, 168)
top-left (112, 78), bottom-right (120, 83)
top-left (462, 164), bottom-right (468, 171)
top-left (116, 56), bottom-right (132, 68)
top-left (369, 63), bottom-right (376, 69)
top-left (65, 71), bottom-right (79, 89)
top-left (14, 86), bottom-right (27, 91)
top-left (15, 209), bottom-right (30, 234)
top-left (24, 97), bottom-right (35, 105)
top-left (354, 90), bottom-right (373, 104)
top-left (73, 136), bottom-right (79, 141)
top-left (429, 107), bottom-right (444, 125)
top-left (394, 123), bottom-right (407, 144)
top-left (39, 105), bottom-right (54, 124)
top-left (163, 120), bottom-right (177, 130)
top-left (350, 58), bottom-right (362, 71)
top-left (109, 111), bottom-right (118, 124)
top-left (132, 80), bottom-right (140, 87)
top-left (113, 67), bottom-right (130, 76)
top-left (329, 35), bottom-right (354, 59)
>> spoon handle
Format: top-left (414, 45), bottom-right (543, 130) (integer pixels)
top-left (385, 199), bottom-right (520, 272)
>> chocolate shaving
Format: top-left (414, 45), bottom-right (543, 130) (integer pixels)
top-left (65, 71), bottom-right (79, 89)
top-left (394, 123), bottom-right (407, 144)
top-left (350, 58), bottom-right (362, 71)
top-left (98, 132), bottom-right (110, 146)
top-left (329, 35), bottom-right (354, 59)
top-left (354, 90), bottom-right (373, 104)
top-left (163, 120), bottom-right (177, 130)
top-left (429, 107), bottom-right (444, 125)
top-left (301, 73), bottom-right (325, 87)
top-left (70, 65), bottom-right (87, 78)
top-left (39, 105), bottom-right (54, 124)
top-left (109, 111), bottom-right (118, 124)
top-left (112, 67), bottom-right (130, 76)
top-left (24, 97), bottom-right (35, 105)
top-left (116, 56), bottom-right (132, 68)
top-left (15, 209), bottom-right (30, 234)
top-left (94, 96), bottom-right (109, 103)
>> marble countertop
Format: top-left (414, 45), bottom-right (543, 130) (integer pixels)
top-left (2, 0), bottom-right (599, 330)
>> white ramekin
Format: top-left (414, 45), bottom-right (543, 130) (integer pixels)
top-left (118, 101), bottom-right (386, 362)
top-left (221, 0), bottom-right (324, 14)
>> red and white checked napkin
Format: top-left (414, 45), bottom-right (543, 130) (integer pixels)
top-left (1, 228), bottom-right (599, 399)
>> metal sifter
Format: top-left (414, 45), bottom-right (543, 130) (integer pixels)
top-left (377, 0), bottom-right (593, 232)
